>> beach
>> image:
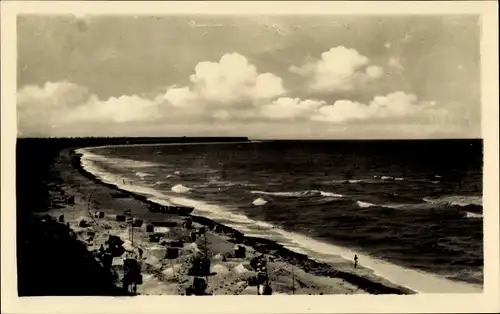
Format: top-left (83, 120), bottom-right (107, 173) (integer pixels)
top-left (19, 145), bottom-right (420, 296)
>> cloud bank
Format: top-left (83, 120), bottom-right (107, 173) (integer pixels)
top-left (17, 48), bottom-right (477, 138)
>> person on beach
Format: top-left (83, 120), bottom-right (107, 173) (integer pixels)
top-left (138, 247), bottom-right (143, 259)
top-left (354, 254), bottom-right (358, 268)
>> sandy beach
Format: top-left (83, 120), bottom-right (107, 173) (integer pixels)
top-left (19, 146), bottom-right (417, 296)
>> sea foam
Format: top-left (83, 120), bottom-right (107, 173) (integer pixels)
top-left (171, 184), bottom-right (191, 193)
top-left (252, 197), bottom-right (268, 206)
top-left (251, 190), bottom-right (343, 198)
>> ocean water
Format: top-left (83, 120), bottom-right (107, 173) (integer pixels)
top-left (77, 140), bottom-right (483, 293)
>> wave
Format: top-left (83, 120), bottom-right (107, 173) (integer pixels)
top-left (171, 184), bottom-right (191, 193)
top-left (208, 178), bottom-right (258, 188)
top-left (423, 195), bottom-right (483, 208)
top-left (356, 200), bottom-right (405, 209)
top-left (251, 190), bottom-right (343, 198)
top-left (252, 197), bottom-right (268, 206)
top-left (356, 201), bottom-right (376, 208)
top-left (81, 149), bottom-right (160, 169)
top-left (465, 212), bottom-right (483, 219)
top-left (136, 172), bottom-right (152, 178)
top-left (324, 178), bottom-right (392, 185)
top-left (320, 191), bottom-right (344, 198)
top-left (327, 176), bottom-right (444, 185)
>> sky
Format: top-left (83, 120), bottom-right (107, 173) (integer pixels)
top-left (17, 15), bottom-right (481, 139)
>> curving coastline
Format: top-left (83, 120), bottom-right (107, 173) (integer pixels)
top-left (70, 148), bottom-right (415, 295)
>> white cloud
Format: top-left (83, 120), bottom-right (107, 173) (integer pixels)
top-left (69, 95), bottom-right (161, 124)
top-left (16, 53), bottom-right (287, 136)
top-left (384, 42), bottom-right (392, 49)
top-left (289, 46), bottom-right (384, 92)
top-left (16, 55), bottom-right (473, 138)
top-left (312, 100), bottom-right (370, 123)
top-left (260, 97), bottom-right (325, 120)
top-left (162, 87), bottom-right (197, 107)
top-left (189, 52), bottom-right (284, 104)
top-left (365, 65), bottom-right (384, 79)
top-left (17, 81), bottom-right (165, 136)
top-left (312, 91), bottom-right (448, 123)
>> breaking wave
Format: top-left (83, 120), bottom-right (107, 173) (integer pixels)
top-left (465, 212), bottom-right (483, 219)
top-left (252, 197), bottom-right (268, 206)
top-left (356, 201), bottom-right (375, 208)
top-left (171, 184), bottom-right (191, 193)
top-left (136, 172), bottom-right (153, 178)
top-left (423, 195), bottom-right (483, 208)
top-left (251, 190), bottom-right (343, 198)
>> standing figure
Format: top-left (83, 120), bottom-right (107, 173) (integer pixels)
top-left (138, 247), bottom-right (143, 259)
top-left (354, 254), bottom-right (358, 268)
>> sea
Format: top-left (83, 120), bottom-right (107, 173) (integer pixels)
top-left (76, 139), bottom-right (484, 293)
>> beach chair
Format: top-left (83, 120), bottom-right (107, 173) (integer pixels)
top-left (132, 219), bottom-right (143, 227)
top-left (261, 283), bottom-right (273, 295)
top-left (189, 231), bottom-right (197, 242)
top-left (188, 257), bottom-right (211, 277)
top-left (165, 247), bottom-right (179, 259)
top-left (250, 255), bottom-right (266, 271)
top-left (234, 245), bottom-right (246, 258)
top-left (66, 195), bottom-right (75, 205)
top-left (183, 218), bottom-right (193, 229)
top-left (149, 234), bottom-right (161, 243)
top-left (186, 277), bottom-right (207, 296)
top-left (106, 235), bottom-right (125, 257)
top-left (123, 258), bottom-right (142, 295)
top-left (232, 232), bottom-right (244, 243)
top-left (165, 240), bottom-right (184, 248)
top-left (101, 252), bottom-right (113, 268)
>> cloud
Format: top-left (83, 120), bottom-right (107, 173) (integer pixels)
top-left (162, 87), bottom-right (197, 108)
top-left (188, 52), bottom-right (285, 104)
top-left (289, 46), bottom-right (384, 93)
top-left (16, 54), bottom-right (476, 138)
top-left (312, 91), bottom-right (448, 124)
top-left (17, 53), bottom-right (287, 136)
top-left (260, 97), bottom-right (325, 120)
top-left (17, 81), bottom-right (167, 136)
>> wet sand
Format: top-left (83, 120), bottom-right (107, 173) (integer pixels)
top-left (33, 148), bottom-right (414, 295)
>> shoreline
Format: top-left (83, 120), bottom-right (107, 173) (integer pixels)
top-left (70, 149), bottom-right (414, 295)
